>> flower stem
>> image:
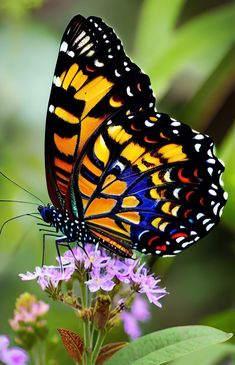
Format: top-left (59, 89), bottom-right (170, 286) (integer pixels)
top-left (91, 330), bottom-right (106, 364)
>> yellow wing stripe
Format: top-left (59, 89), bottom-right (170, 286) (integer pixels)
top-left (94, 134), bottom-right (110, 166)
top-left (158, 144), bottom-right (188, 163)
top-left (71, 69), bottom-right (88, 91)
top-left (62, 63), bottom-right (79, 90)
top-left (120, 142), bottom-right (145, 163)
top-left (74, 76), bottom-right (113, 119)
top-left (54, 107), bottom-right (79, 124)
top-left (108, 125), bottom-right (132, 144)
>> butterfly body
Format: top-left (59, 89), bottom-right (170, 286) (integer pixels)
top-left (42, 14), bottom-right (227, 258)
top-left (38, 204), bottom-right (133, 257)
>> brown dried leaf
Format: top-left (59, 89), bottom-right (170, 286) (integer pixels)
top-left (96, 342), bottom-right (127, 365)
top-left (58, 328), bottom-right (84, 363)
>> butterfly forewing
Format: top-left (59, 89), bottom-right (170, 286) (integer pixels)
top-left (45, 15), bottom-right (155, 212)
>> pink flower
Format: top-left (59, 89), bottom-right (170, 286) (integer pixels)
top-left (131, 266), bottom-right (167, 307)
top-left (85, 269), bottom-right (115, 292)
top-left (121, 296), bottom-right (151, 340)
top-left (0, 335), bottom-right (28, 365)
top-left (20, 266), bottom-right (74, 290)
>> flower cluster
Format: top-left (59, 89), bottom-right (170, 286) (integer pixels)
top-left (0, 336), bottom-right (28, 365)
top-left (20, 244), bottom-right (167, 309)
top-left (9, 293), bottom-right (49, 350)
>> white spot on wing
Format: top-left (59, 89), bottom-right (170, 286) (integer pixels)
top-left (54, 76), bottom-right (61, 87)
top-left (115, 69), bottom-right (121, 77)
top-left (60, 41), bottom-right (68, 52)
top-left (206, 223), bottom-right (215, 231)
top-left (171, 121), bottom-right (180, 126)
top-left (94, 59), bottom-right (104, 67)
top-left (213, 202), bottom-right (220, 215)
top-left (195, 143), bottom-right (201, 152)
top-left (67, 51), bottom-right (75, 57)
top-left (49, 105), bottom-right (55, 113)
top-left (194, 134), bottom-right (204, 140)
top-left (126, 86), bottom-right (133, 97)
top-left (145, 120), bottom-right (154, 127)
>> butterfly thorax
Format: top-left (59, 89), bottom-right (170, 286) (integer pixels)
top-left (38, 204), bottom-right (88, 242)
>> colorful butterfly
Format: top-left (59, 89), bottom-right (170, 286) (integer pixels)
top-left (38, 14), bottom-right (227, 258)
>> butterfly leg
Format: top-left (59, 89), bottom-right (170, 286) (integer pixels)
top-left (55, 236), bottom-right (77, 270)
top-left (42, 232), bottom-right (61, 267)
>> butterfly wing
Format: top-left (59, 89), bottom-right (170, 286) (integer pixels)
top-left (45, 15), bottom-right (155, 211)
top-left (74, 110), bottom-right (227, 256)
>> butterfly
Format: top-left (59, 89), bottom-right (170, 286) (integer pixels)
top-left (38, 14), bottom-right (227, 258)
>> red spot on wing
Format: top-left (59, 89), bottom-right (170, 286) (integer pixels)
top-left (186, 191), bottom-right (194, 201)
top-left (178, 168), bottom-right (191, 183)
top-left (148, 235), bottom-right (160, 246)
top-left (172, 232), bottom-right (188, 239)
top-left (156, 244), bottom-right (167, 251)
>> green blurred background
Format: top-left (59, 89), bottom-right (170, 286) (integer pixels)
top-left (0, 0), bottom-right (235, 363)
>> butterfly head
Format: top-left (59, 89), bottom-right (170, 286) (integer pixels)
top-left (38, 204), bottom-right (54, 224)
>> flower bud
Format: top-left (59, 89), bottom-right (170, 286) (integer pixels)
top-left (94, 295), bottom-right (111, 330)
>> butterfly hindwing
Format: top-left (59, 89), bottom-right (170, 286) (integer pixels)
top-left (76, 110), bottom-right (226, 256)
top-left (45, 15), bottom-right (155, 212)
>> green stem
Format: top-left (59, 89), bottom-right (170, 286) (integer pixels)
top-left (91, 330), bottom-right (106, 364)
top-left (80, 282), bottom-right (88, 364)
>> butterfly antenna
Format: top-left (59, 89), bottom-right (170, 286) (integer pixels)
top-left (0, 212), bottom-right (42, 235)
top-left (0, 199), bottom-right (39, 205)
top-left (0, 171), bottom-right (45, 205)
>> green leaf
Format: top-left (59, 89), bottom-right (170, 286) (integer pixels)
top-left (147, 3), bottom-right (235, 97)
top-left (168, 343), bottom-right (235, 365)
top-left (179, 45), bottom-right (235, 129)
top-left (219, 121), bottom-right (235, 232)
top-left (104, 326), bottom-right (232, 365)
top-left (201, 310), bottom-right (235, 341)
top-left (134, 0), bottom-right (185, 67)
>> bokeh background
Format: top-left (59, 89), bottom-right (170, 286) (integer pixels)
top-left (0, 0), bottom-right (235, 363)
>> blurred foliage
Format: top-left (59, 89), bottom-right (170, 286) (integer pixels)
top-left (0, 0), bottom-right (235, 364)
top-left (0, 0), bottom-right (43, 18)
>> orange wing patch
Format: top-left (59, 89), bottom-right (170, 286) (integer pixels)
top-left (121, 196), bottom-right (140, 208)
top-left (102, 180), bottom-right (127, 196)
top-left (54, 134), bottom-right (78, 156)
top-left (84, 197), bottom-right (117, 218)
top-left (116, 211), bottom-right (140, 224)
